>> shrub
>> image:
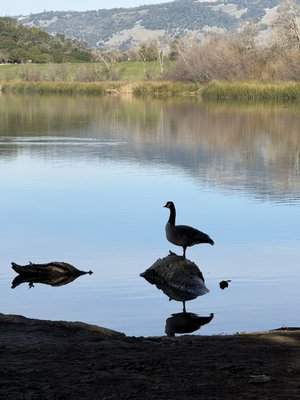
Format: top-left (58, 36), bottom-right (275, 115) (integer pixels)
top-left (19, 66), bottom-right (43, 81)
top-left (165, 30), bottom-right (300, 83)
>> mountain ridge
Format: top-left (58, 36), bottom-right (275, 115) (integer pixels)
top-left (14, 0), bottom-right (300, 49)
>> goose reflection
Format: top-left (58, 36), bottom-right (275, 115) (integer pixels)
top-left (165, 312), bottom-right (214, 337)
top-left (140, 252), bottom-right (209, 312)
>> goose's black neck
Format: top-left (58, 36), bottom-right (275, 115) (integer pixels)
top-left (168, 203), bottom-right (176, 225)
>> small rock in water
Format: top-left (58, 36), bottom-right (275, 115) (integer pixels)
top-left (219, 280), bottom-right (231, 290)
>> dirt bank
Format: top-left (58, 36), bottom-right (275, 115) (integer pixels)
top-left (0, 313), bottom-right (299, 399)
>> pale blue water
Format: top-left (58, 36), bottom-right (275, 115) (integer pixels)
top-left (0, 95), bottom-right (299, 336)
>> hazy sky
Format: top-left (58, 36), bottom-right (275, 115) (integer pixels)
top-left (1, 1), bottom-right (171, 16)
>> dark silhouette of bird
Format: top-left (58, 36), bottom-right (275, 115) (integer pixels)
top-left (140, 253), bottom-right (209, 312)
top-left (165, 312), bottom-right (214, 337)
top-left (164, 201), bottom-right (214, 258)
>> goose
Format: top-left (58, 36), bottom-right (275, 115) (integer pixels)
top-left (140, 252), bottom-right (209, 312)
top-left (164, 201), bottom-right (214, 258)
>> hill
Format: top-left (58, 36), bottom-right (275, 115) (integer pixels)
top-left (0, 17), bottom-right (94, 63)
top-left (14, 0), bottom-right (300, 49)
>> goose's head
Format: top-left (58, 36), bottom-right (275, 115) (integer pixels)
top-left (164, 201), bottom-right (174, 209)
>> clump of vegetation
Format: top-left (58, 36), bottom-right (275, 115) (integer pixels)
top-left (0, 17), bottom-right (94, 63)
top-left (132, 81), bottom-right (200, 96)
top-left (202, 81), bottom-right (300, 102)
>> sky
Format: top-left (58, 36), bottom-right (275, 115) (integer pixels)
top-left (1, 0), bottom-right (172, 16)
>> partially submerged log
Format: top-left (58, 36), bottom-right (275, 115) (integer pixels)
top-left (11, 261), bottom-right (93, 277)
top-left (140, 252), bottom-right (209, 312)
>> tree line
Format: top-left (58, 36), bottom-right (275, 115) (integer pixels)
top-left (0, 17), bottom-right (93, 63)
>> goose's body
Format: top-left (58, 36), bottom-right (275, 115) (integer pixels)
top-left (140, 253), bottom-right (209, 312)
top-left (164, 201), bottom-right (214, 258)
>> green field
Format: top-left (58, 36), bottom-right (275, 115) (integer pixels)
top-left (0, 61), bottom-right (171, 82)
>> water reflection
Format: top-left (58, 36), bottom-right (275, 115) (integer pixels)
top-left (165, 312), bottom-right (214, 337)
top-left (0, 94), bottom-right (299, 201)
top-left (11, 273), bottom-right (86, 289)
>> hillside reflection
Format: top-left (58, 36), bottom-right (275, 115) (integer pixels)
top-left (0, 94), bottom-right (299, 201)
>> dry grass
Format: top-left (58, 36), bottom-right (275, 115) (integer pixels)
top-left (202, 81), bottom-right (300, 102)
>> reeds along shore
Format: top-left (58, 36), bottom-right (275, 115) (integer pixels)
top-left (0, 81), bottom-right (122, 95)
top-left (1, 79), bottom-right (300, 102)
top-left (0, 80), bottom-right (200, 97)
top-left (202, 81), bottom-right (300, 102)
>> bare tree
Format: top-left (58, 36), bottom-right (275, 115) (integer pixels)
top-left (272, 0), bottom-right (300, 52)
top-left (137, 37), bottom-right (169, 78)
top-left (155, 35), bottom-right (170, 75)
top-left (93, 49), bottom-right (120, 80)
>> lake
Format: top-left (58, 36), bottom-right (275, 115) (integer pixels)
top-left (0, 93), bottom-right (299, 336)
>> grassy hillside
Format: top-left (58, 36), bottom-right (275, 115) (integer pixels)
top-left (0, 17), bottom-right (94, 63)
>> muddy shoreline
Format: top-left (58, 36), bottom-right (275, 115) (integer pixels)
top-left (0, 313), bottom-right (299, 399)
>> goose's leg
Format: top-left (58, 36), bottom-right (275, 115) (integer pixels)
top-left (183, 247), bottom-right (186, 258)
top-left (183, 301), bottom-right (186, 313)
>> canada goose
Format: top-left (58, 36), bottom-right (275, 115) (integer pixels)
top-left (164, 201), bottom-right (214, 258)
top-left (140, 253), bottom-right (209, 312)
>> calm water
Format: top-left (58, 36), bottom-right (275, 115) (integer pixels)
top-left (0, 94), bottom-right (299, 336)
